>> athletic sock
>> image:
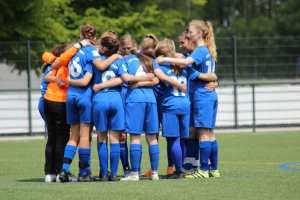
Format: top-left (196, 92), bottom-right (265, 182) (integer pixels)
top-left (199, 141), bottom-right (211, 171)
top-left (210, 140), bottom-right (219, 170)
top-left (183, 139), bottom-right (198, 170)
top-left (62, 145), bottom-right (76, 173)
top-left (149, 144), bottom-right (159, 171)
top-left (78, 148), bottom-right (90, 176)
top-left (120, 142), bottom-right (130, 171)
top-left (97, 142), bottom-right (108, 175)
top-left (167, 137), bottom-right (182, 171)
top-left (110, 143), bottom-right (120, 175)
top-left (180, 138), bottom-right (186, 164)
top-left (167, 138), bottom-right (174, 167)
top-left (130, 144), bottom-right (141, 172)
top-left (87, 136), bottom-right (92, 171)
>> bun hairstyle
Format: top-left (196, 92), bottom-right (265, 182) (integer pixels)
top-left (79, 24), bottom-right (98, 41)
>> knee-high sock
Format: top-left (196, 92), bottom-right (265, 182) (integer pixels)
top-left (139, 144), bottom-right (143, 172)
top-left (167, 137), bottom-right (182, 171)
top-left (183, 139), bottom-right (198, 170)
top-left (210, 140), bottom-right (219, 170)
top-left (78, 148), bottom-right (90, 176)
top-left (97, 142), bottom-right (108, 175)
top-left (120, 142), bottom-right (130, 171)
top-left (180, 138), bottom-right (186, 164)
top-left (199, 141), bottom-right (211, 171)
top-left (149, 144), bottom-right (159, 171)
top-left (130, 144), bottom-right (141, 172)
top-left (110, 143), bottom-right (120, 175)
top-left (62, 145), bottom-right (76, 173)
top-left (167, 138), bottom-right (174, 167)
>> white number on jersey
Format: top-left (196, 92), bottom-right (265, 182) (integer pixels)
top-left (101, 70), bottom-right (116, 91)
top-left (69, 57), bottom-right (82, 78)
top-left (206, 61), bottom-right (215, 73)
top-left (170, 76), bottom-right (187, 96)
top-left (135, 65), bottom-right (147, 76)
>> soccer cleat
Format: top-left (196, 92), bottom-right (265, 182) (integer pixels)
top-left (78, 173), bottom-right (95, 182)
top-left (124, 170), bottom-right (131, 177)
top-left (209, 170), bottom-right (220, 178)
top-left (191, 168), bottom-right (198, 174)
top-left (87, 170), bottom-right (97, 181)
top-left (59, 169), bottom-right (77, 182)
top-left (45, 174), bottom-right (56, 183)
top-left (120, 173), bottom-right (139, 181)
top-left (56, 175), bottom-right (61, 183)
top-left (166, 171), bottom-right (185, 179)
top-left (185, 169), bottom-right (209, 179)
top-left (109, 174), bottom-right (119, 181)
top-left (99, 174), bottom-right (109, 182)
top-left (142, 169), bottom-right (152, 177)
top-left (165, 167), bottom-right (174, 176)
top-left (99, 170), bottom-right (111, 178)
top-left (150, 171), bottom-right (159, 180)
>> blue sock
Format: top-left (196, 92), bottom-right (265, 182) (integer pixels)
top-left (139, 144), bottom-right (143, 172)
top-left (183, 139), bottom-right (198, 170)
top-left (130, 144), bottom-right (141, 172)
top-left (97, 142), bottom-right (108, 175)
top-left (199, 141), bottom-right (211, 171)
top-left (180, 138), bottom-right (186, 164)
top-left (87, 136), bottom-right (92, 171)
top-left (167, 138), bottom-right (174, 167)
top-left (62, 145), bottom-right (76, 173)
top-left (210, 140), bottom-right (219, 170)
top-left (149, 144), bottom-right (159, 171)
top-left (167, 137), bottom-right (182, 171)
top-left (120, 142), bottom-right (130, 171)
top-left (110, 143), bottom-right (120, 175)
top-left (78, 148), bottom-right (90, 176)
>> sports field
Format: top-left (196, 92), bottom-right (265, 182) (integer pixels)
top-left (1, 130), bottom-right (300, 200)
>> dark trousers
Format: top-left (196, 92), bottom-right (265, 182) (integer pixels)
top-left (44, 99), bottom-right (70, 175)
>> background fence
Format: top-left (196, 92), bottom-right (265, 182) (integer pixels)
top-left (0, 36), bottom-right (300, 135)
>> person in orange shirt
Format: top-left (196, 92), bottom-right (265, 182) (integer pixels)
top-left (42, 41), bottom-right (90, 183)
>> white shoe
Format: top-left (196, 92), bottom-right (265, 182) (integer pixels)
top-left (45, 174), bottom-right (56, 183)
top-left (56, 175), bottom-right (61, 183)
top-left (150, 171), bottom-right (159, 180)
top-left (120, 174), bottom-right (139, 181)
top-left (124, 170), bottom-right (131, 177)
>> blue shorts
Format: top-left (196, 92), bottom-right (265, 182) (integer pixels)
top-left (162, 112), bottom-right (189, 138)
top-left (193, 100), bottom-right (218, 128)
top-left (38, 97), bottom-right (47, 126)
top-left (93, 92), bottom-right (124, 132)
top-left (66, 94), bottom-right (92, 124)
top-left (125, 102), bottom-right (158, 134)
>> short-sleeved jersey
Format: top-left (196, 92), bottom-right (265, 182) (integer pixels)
top-left (40, 66), bottom-right (52, 97)
top-left (93, 57), bottom-right (122, 93)
top-left (118, 54), bottom-right (158, 103)
top-left (68, 46), bottom-right (100, 96)
top-left (160, 63), bottom-right (200, 115)
top-left (189, 46), bottom-right (217, 101)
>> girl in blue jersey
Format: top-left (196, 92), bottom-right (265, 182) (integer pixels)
top-left (155, 39), bottom-right (217, 179)
top-left (178, 30), bottom-right (219, 175)
top-left (58, 24), bottom-right (122, 182)
top-left (156, 20), bottom-right (220, 179)
top-left (118, 35), bottom-right (186, 181)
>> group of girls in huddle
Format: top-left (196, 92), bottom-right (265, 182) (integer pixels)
top-left (40, 19), bottom-right (220, 183)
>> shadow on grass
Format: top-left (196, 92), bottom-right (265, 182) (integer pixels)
top-left (17, 178), bottom-right (44, 183)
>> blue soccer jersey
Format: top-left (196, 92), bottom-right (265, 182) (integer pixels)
top-left (68, 46), bottom-right (101, 96)
top-left (40, 66), bottom-right (52, 97)
top-left (118, 54), bottom-right (158, 103)
top-left (189, 46), bottom-right (217, 101)
top-left (159, 63), bottom-right (200, 115)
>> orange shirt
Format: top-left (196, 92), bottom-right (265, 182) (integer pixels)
top-left (44, 66), bottom-right (69, 102)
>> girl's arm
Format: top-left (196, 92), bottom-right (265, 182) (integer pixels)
top-left (44, 70), bottom-right (66, 88)
top-left (66, 72), bottom-right (93, 87)
top-left (156, 56), bottom-right (194, 67)
top-left (198, 73), bottom-right (217, 82)
top-left (205, 80), bottom-right (219, 91)
top-left (93, 54), bottom-right (123, 71)
top-left (120, 73), bottom-right (155, 83)
top-left (154, 68), bottom-right (186, 93)
top-left (93, 77), bottom-right (124, 93)
top-left (129, 77), bottom-right (159, 89)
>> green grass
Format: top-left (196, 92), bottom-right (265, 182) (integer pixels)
top-left (1, 131), bottom-right (300, 200)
